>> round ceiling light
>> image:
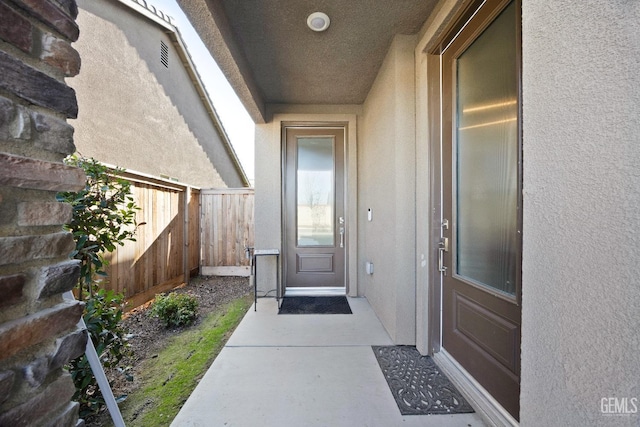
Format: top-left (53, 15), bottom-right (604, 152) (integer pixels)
top-left (307, 12), bottom-right (330, 32)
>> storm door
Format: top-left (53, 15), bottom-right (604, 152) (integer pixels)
top-left (284, 127), bottom-right (346, 292)
top-left (440, 0), bottom-right (522, 420)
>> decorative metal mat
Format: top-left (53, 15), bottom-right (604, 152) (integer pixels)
top-left (278, 296), bottom-right (352, 314)
top-left (372, 346), bottom-right (475, 415)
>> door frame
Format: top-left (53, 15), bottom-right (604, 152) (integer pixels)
top-left (421, 0), bottom-right (522, 425)
top-left (281, 122), bottom-right (352, 296)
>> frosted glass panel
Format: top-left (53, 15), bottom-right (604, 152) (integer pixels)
top-left (297, 137), bottom-right (335, 247)
top-left (455, 2), bottom-right (517, 295)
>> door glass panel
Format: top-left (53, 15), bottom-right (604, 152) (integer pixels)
top-left (297, 137), bottom-right (335, 247)
top-left (455, 2), bottom-right (517, 295)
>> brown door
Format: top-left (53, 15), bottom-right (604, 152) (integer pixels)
top-left (441, 0), bottom-right (521, 420)
top-left (284, 127), bottom-right (346, 290)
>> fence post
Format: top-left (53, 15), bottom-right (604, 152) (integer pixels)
top-left (183, 185), bottom-right (190, 285)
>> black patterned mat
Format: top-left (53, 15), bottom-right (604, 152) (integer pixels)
top-left (278, 296), bottom-right (352, 314)
top-left (372, 346), bottom-right (474, 415)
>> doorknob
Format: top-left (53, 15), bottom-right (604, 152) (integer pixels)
top-left (339, 226), bottom-right (345, 248)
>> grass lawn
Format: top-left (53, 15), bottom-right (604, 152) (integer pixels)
top-left (118, 294), bottom-right (252, 426)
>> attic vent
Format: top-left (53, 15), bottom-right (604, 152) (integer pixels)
top-left (160, 41), bottom-right (169, 68)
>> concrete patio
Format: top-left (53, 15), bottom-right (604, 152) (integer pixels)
top-left (172, 297), bottom-right (486, 427)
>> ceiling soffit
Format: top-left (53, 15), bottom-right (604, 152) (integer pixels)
top-left (179, 0), bottom-right (438, 121)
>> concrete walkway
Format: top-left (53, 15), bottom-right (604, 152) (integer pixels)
top-left (172, 297), bottom-right (486, 427)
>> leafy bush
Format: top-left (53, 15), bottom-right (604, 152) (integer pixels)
top-left (59, 155), bottom-right (138, 416)
top-left (151, 292), bottom-right (199, 328)
top-left (68, 287), bottom-right (132, 417)
top-left (57, 154), bottom-right (140, 300)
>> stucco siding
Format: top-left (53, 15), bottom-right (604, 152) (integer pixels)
top-left (71, 0), bottom-right (244, 188)
top-left (253, 121), bottom-right (282, 295)
top-left (359, 35), bottom-right (417, 344)
top-left (521, 1), bottom-right (640, 425)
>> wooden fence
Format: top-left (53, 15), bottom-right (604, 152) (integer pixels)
top-left (99, 173), bottom-right (253, 308)
top-left (103, 171), bottom-right (200, 309)
top-left (200, 188), bottom-right (255, 276)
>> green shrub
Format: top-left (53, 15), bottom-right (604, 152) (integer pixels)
top-left (58, 155), bottom-right (138, 417)
top-left (57, 154), bottom-right (139, 300)
top-left (68, 286), bottom-right (132, 417)
top-left (151, 292), bottom-right (199, 328)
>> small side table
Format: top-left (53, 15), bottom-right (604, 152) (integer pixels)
top-left (252, 249), bottom-right (280, 311)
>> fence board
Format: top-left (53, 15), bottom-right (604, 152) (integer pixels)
top-left (200, 189), bottom-right (254, 276)
top-left (101, 171), bottom-right (197, 309)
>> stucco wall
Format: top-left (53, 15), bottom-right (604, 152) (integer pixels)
top-left (359, 35), bottom-right (417, 344)
top-left (253, 121), bottom-right (282, 296)
top-left (70, 0), bottom-right (244, 188)
top-left (521, 1), bottom-right (640, 425)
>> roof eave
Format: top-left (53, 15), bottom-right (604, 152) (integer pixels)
top-left (116, 0), bottom-right (252, 187)
top-left (176, 0), bottom-right (267, 124)
top-left (169, 29), bottom-right (252, 187)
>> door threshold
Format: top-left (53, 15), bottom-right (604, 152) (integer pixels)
top-left (285, 287), bottom-right (346, 296)
top-left (433, 349), bottom-right (519, 427)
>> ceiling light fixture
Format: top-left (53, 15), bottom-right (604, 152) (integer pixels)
top-left (307, 12), bottom-right (330, 32)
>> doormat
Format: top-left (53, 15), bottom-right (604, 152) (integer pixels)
top-left (278, 296), bottom-right (352, 314)
top-left (372, 346), bottom-right (474, 415)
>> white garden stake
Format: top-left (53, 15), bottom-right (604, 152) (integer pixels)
top-left (64, 291), bottom-right (126, 427)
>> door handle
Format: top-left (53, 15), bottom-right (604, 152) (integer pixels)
top-left (339, 227), bottom-right (345, 248)
top-left (438, 237), bottom-right (449, 275)
top-left (438, 247), bottom-right (447, 275)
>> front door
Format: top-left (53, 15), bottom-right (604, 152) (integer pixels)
top-left (284, 127), bottom-right (346, 292)
top-left (441, 0), bottom-right (521, 420)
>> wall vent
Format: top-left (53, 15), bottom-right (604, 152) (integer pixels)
top-left (160, 41), bottom-right (169, 68)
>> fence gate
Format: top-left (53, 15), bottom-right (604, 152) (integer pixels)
top-left (200, 188), bottom-right (255, 276)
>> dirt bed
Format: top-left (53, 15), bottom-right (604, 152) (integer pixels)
top-left (85, 275), bottom-right (252, 426)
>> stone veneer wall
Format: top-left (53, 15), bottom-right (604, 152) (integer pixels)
top-left (0, 0), bottom-right (87, 426)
